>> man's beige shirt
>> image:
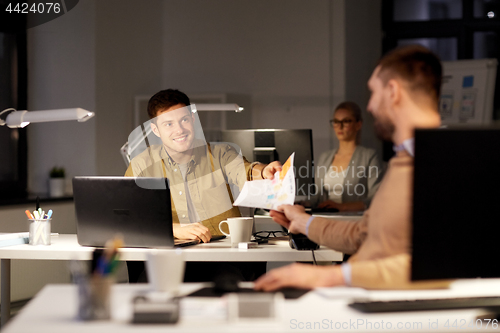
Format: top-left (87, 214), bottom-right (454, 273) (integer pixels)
top-left (124, 140), bottom-right (254, 235)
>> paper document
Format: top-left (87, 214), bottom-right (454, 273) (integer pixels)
top-left (233, 153), bottom-right (295, 210)
top-left (314, 287), bottom-right (370, 299)
top-left (0, 232), bottom-right (29, 240)
top-left (0, 233), bottom-right (29, 247)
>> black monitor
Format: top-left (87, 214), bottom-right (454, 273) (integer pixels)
top-left (411, 128), bottom-right (500, 281)
top-left (221, 129), bottom-right (314, 197)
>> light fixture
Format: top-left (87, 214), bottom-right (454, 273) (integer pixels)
top-left (0, 108), bottom-right (95, 128)
top-left (193, 104), bottom-right (244, 112)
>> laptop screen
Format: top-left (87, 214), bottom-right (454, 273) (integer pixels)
top-left (73, 177), bottom-right (174, 248)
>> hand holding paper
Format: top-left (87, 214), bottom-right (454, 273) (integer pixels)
top-left (233, 153), bottom-right (295, 210)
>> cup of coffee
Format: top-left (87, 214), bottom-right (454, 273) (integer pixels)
top-left (218, 217), bottom-right (254, 248)
top-left (146, 249), bottom-right (185, 294)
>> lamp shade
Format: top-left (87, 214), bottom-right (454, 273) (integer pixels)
top-left (5, 108), bottom-right (95, 128)
top-left (194, 104), bottom-right (243, 112)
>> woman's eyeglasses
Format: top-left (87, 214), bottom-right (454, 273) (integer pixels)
top-left (330, 119), bottom-right (355, 128)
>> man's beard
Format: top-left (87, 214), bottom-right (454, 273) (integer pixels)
top-left (374, 117), bottom-right (395, 142)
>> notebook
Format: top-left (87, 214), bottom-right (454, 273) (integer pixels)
top-left (73, 176), bottom-right (222, 248)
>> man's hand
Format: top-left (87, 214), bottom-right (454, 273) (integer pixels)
top-left (254, 263), bottom-right (345, 291)
top-left (270, 204), bottom-right (310, 235)
top-left (269, 210), bottom-right (291, 230)
top-left (261, 161), bottom-right (282, 180)
top-left (172, 223), bottom-right (211, 243)
top-left (251, 161), bottom-right (283, 180)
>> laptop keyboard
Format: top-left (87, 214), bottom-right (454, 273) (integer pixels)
top-left (174, 234), bottom-right (226, 247)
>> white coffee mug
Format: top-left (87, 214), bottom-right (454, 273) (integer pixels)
top-left (146, 249), bottom-right (185, 293)
top-left (218, 217), bottom-right (254, 247)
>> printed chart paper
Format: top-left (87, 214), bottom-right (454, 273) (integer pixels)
top-left (233, 153), bottom-right (295, 210)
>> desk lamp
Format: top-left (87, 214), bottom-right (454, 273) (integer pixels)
top-left (194, 103), bottom-right (244, 112)
top-left (0, 108), bottom-right (95, 128)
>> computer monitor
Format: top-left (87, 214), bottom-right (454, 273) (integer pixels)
top-left (221, 129), bottom-right (314, 197)
top-left (411, 128), bottom-right (500, 280)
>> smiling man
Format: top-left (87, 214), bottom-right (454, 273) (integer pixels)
top-left (124, 89), bottom-right (281, 283)
top-left (126, 89), bottom-right (281, 242)
top-left (154, 106), bottom-right (195, 163)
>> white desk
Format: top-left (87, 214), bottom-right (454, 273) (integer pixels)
top-left (4, 280), bottom-right (499, 333)
top-left (0, 234), bottom-right (342, 327)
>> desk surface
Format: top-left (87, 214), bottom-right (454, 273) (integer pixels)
top-left (4, 280), bottom-right (499, 333)
top-left (0, 234), bottom-right (343, 262)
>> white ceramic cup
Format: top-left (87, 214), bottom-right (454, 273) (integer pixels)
top-left (146, 249), bottom-right (185, 293)
top-left (218, 217), bottom-right (254, 247)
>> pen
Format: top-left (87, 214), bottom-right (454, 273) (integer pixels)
top-left (47, 210), bottom-right (53, 219)
top-left (36, 196), bottom-right (40, 211)
top-left (25, 210), bottom-right (34, 219)
top-left (33, 210), bottom-right (40, 219)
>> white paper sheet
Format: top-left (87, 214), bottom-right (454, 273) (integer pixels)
top-left (233, 153), bottom-right (295, 210)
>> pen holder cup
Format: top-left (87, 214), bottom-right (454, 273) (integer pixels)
top-left (78, 276), bottom-right (114, 321)
top-left (28, 218), bottom-right (51, 246)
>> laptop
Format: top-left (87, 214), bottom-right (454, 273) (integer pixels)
top-left (73, 176), bottom-right (222, 248)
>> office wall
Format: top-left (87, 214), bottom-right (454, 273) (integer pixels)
top-left (27, 0), bottom-right (97, 194)
top-left (161, 0), bottom-right (332, 157)
top-left (345, 0), bottom-right (382, 154)
top-left (159, 0), bottom-right (382, 158)
top-left (95, 0), bottom-right (164, 176)
top-left (26, 0), bottom-right (165, 183)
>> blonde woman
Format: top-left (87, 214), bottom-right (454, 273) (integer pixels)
top-left (314, 101), bottom-right (384, 212)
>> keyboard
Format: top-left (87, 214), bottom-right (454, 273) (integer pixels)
top-left (349, 296), bottom-right (500, 313)
top-left (308, 207), bottom-right (340, 213)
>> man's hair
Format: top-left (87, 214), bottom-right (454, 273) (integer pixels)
top-left (334, 101), bottom-right (362, 122)
top-left (377, 45), bottom-right (442, 107)
top-left (147, 89), bottom-right (191, 119)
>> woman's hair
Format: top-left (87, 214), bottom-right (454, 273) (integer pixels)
top-left (334, 101), bottom-right (362, 122)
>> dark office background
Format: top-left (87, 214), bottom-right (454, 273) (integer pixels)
top-left (0, 0), bottom-right (27, 200)
top-left (382, 0), bottom-right (500, 160)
